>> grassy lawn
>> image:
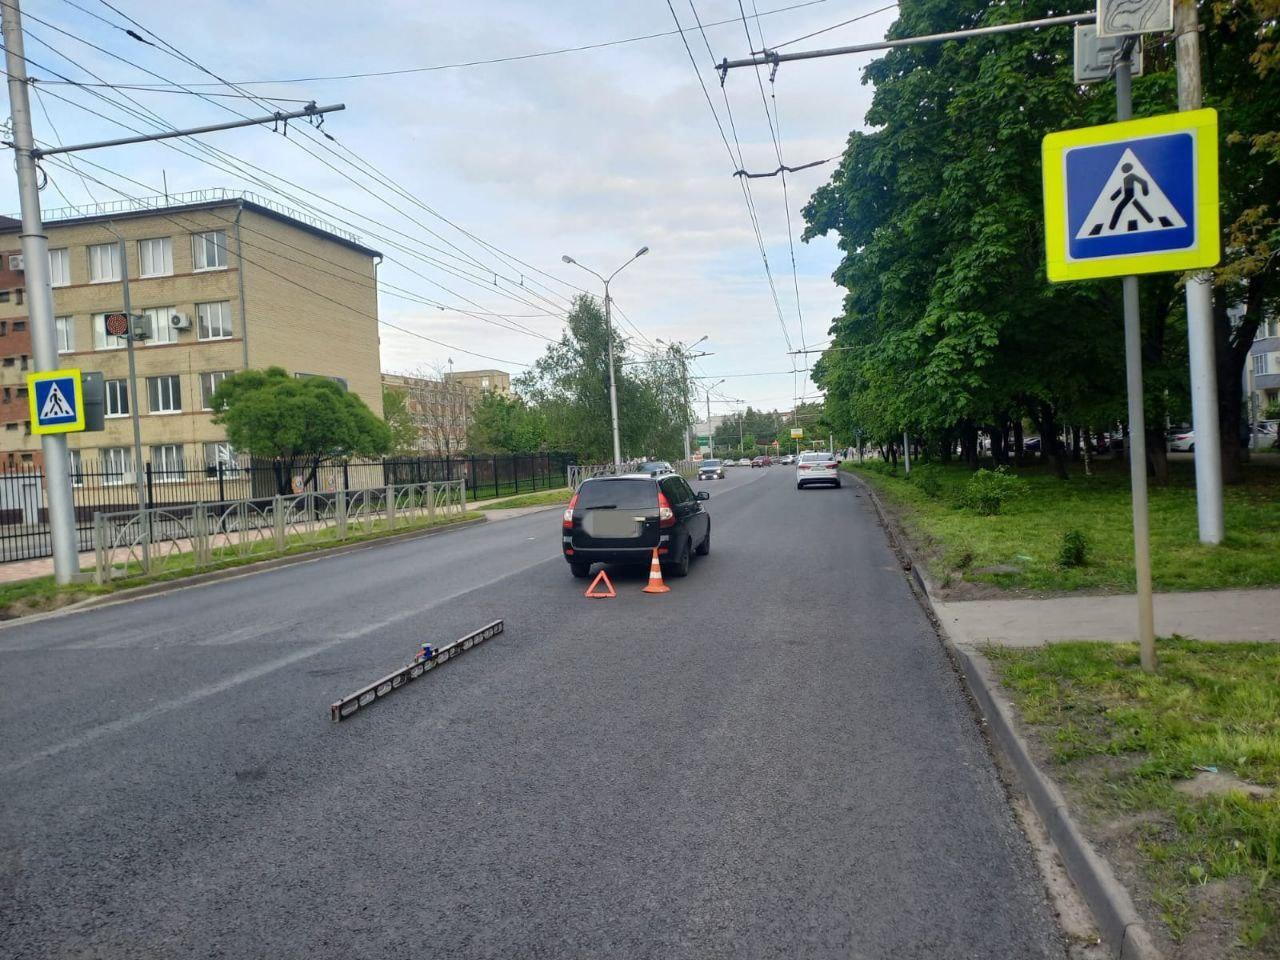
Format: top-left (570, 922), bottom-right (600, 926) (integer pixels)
top-left (847, 458), bottom-right (1280, 593)
top-left (471, 487), bottom-right (570, 511)
top-left (988, 640), bottom-right (1280, 954)
top-left (0, 511), bottom-right (477, 621)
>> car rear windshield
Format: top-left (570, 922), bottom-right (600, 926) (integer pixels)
top-left (576, 479), bottom-right (657, 509)
top-left (700, 460), bottom-right (720, 468)
top-left (799, 453), bottom-right (828, 462)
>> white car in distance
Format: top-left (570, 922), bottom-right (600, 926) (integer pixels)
top-left (796, 452), bottom-right (841, 489)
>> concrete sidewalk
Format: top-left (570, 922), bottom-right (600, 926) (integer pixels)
top-left (934, 588), bottom-right (1280, 647)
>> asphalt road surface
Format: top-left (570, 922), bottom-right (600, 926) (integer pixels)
top-left (0, 465), bottom-right (1068, 959)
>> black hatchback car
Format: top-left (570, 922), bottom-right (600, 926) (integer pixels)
top-left (563, 474), bottom-right (710, 579)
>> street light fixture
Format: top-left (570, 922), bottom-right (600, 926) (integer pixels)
top-left (560, 246), bottom-right (650, 467)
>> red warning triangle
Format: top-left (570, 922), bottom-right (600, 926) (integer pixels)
top-left (584, 569), bottom-right (616, 599)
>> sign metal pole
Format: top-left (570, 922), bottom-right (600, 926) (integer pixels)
top-left (1115, 41), bottom-right (1158, 671)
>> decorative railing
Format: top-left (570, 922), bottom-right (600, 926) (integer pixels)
top-left (93, 480), bottom-right (466, 583)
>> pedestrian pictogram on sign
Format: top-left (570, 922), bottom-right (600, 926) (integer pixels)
top-left (1042, 109), bottom-right (1219, 282)
top-left (39, 382), bottom-right (75, 420)
top-left (1077, 149), bottom-right (1185, 238)
top-left (27, 368), bottom-right (86, 435)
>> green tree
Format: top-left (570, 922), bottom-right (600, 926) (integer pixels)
top-left (800, 0), bottom-right (1280, 481)
top-left (467, 392), bottom-right (549, 452)
top-left (515, 295), bottom-right (689, 461)
top-left (211, 367), bottom-right (391, 493)
top-left (382, 386), bottom-right (420, 455)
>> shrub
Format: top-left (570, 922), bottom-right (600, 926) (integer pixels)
top-left (962, 467), bottom-right (1026, 516)
top-left (913, 469), bottom-right (943, 500)
top-left (1058, 530), bottom-right (1089, 568)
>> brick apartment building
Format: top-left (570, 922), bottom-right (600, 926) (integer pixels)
top-left (0, 190), bottom-right (382, 478)
top-left (382, 368), bottom-right (511, 454)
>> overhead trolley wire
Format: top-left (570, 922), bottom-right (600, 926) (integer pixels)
top-left (46, 0), bottom-right (841, 86)
top-left (670, 0), bottom-right (795, 364)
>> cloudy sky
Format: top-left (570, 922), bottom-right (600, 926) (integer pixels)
top-left (4, 0), bottom-right (900, 414)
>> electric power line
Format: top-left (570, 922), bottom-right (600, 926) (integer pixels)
top-left (44, 0), bottom-right (840, 86)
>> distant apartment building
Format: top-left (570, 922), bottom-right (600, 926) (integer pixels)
top-left (382, 369), bottom-right (509, 454)
top-left (1246, 310), bottom-right (1279, 421)
top-left (0, 190), bottom-right (382, 477)
top-left (444, 368), bottom-right (510, 397)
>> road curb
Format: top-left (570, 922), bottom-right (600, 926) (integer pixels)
top-left (0, 514), bottom-right (488, 631)
top-left (844, 469), bottom-right (1162, 960)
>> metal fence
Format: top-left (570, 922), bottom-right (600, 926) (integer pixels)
top-left (0, 452), bottom-right (575, 564)
top-left (94, 479), bottom-right (467, 583)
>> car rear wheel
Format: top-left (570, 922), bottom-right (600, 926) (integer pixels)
top-left (696, 526), bottom-right (710, 556)
top-left (667, 539), bottom-right (691, 578)
top-left (569, 561), bottom-right (591, 579)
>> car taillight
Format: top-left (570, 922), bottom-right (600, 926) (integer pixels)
top-left (658, 491), bottom-right (675, 527)
top-left (563, 493), bottom-right (578, 528)
top-left (798, 464), bottom-right (809, 470)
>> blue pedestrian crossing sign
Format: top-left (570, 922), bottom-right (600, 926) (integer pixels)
top-left (27, 368), bottom-right (85, 435)
top-left (1042, 109), bottom-right (1219, 282)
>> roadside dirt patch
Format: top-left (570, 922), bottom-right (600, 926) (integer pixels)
top-left (1174, 770), bottom-right (1274, 801)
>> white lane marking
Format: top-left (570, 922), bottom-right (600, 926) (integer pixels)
top-left (1, 552), bottom-right (561, 775)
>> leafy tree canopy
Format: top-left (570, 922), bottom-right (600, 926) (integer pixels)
top-left (211, 367), bottom-right (391, 483)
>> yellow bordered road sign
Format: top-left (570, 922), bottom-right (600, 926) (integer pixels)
top-left (27, 368), bottom-right (85, 435)
top-left (1042, 109), bottom-right (1219, 282)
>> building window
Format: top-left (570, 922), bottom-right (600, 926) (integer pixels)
top-left (197, 300), bottom-right (233, 340)
top-left (105, 378), bottom-right (129, 418)
top-left (102, 446), bottom-right (134, 485)
top-left (55, 316), bottom-right (74, 353)
top-left (151, 443), bottom-right (185, 481)
top-left (200, 370), bottom-right (231, 409)
top-left (93, 312), bottom-right (128, 351)
top-left (138, 237), bottom-right (173, 278)
top-left (140, 306), bottom-right (178, 346)
top-left (13, 320), bottom-right (25, 332)
top-left (68, 449), bottom-right (84, 486)
top-left (4, 422), bottom-right (15, 431)
top-left (203, 441), bottom-right (239, 476)
top-left (192, 230), bottom-right (228, 271)
top-left (49, 248), bottom-right (70, 287)
top-left (147, 374), bottom-right (182, 414)
top-left (1254, 353), bottom-right (1270, 376)
top-left (88, 242), bottom-right (121, 283)
top-left (0, 320), bottom-right (6, 334)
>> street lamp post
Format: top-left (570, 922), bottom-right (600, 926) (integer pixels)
top-left (562, 247), bottom-right (648, 468)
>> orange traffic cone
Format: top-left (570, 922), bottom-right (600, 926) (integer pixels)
top-left (584, 569), bottom-right (616, 599)
top-left (642, 548), bottom-right (670, 594)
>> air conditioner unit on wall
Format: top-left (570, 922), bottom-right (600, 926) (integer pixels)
top-left (8, 255), bottom-right (23, 272)
top-left (169, 312), bottom-right (191, 330)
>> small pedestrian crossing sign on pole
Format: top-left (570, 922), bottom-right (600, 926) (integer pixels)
top-left (1042, 109), bottom-right (1219, 282)
top-left (27, 368), bottom-right (86, 435)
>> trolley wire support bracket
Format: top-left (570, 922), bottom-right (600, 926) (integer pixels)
top-left (329, 620), bottom-right (505, 722)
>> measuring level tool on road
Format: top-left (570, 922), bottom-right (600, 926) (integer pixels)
top-left (329, 620), bottom-right (504, 722)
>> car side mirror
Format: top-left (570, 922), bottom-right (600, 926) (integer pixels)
top-left (696, 491), bottom-right (710, 501)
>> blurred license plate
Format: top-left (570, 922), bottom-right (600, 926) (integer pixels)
top-left (586, 512), bottom-right (643, 538)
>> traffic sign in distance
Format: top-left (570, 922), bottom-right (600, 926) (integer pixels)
top-left (1042, 109), bottom-right (1219, 282)
top-left (1073, 25), bottom-right (1143, 84)
top-left (1097, 0), bottom-right (1172, 37)
top-left (104, 312), bottom-right (129, 338)
top-left (27, 368), bottom-right (86, 435)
